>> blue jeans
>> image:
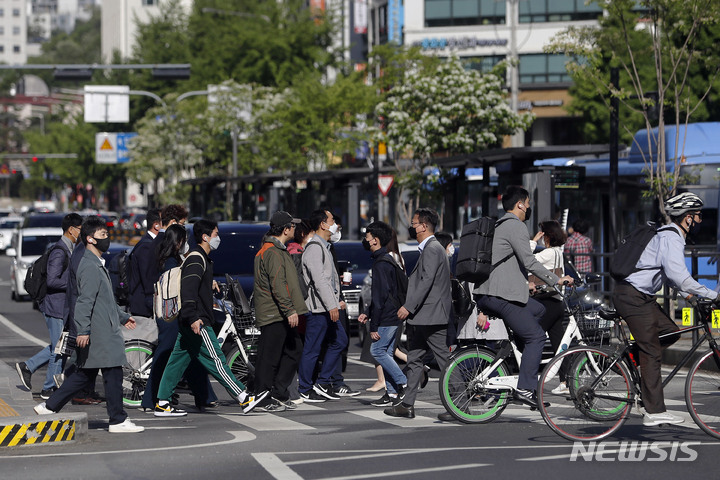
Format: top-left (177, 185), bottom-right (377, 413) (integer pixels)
top-left (370, 326), bottom-right (407, 394)
top-left (26, 314), bottom-right (65, 391)
top-left (298, 312), bottom-right (348, 393)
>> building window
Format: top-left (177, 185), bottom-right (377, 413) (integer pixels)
top-left (0, 9), bottom-right (4, 17)
top-left (12, 26), bottom-right (19, 35)
top-left (519, 0), bottom-right (602, 23)
top-left (519, 53), bottom-right (572, 84)
top-left (13, 45), bottom-right (20, 53)
top-left (142, 0), bottom-right (157, 5)
top-left (0, 45), bottom-right (4, 53)
top-left (12, 8), bottom-right (20, 17)
top-left (464, 55), bottom-right (505, 73)
top-left (425, 0), bottom-right (506, 27)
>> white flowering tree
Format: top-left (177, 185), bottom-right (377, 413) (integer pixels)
top-left (375, 56), bottom-right (534, 224)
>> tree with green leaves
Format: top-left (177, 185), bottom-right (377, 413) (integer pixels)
top-left (374, 55), bottom-right (534, 225)
top-left (547, 0), bottom-right (720, 219)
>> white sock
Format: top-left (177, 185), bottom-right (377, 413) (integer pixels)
top-left (238, 391), bottom-right (248, 403)
top-left (158, 400), bottom-right (169, 407)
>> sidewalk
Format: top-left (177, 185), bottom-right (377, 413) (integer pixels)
top-left (0, 361), bottom-right (87, 448)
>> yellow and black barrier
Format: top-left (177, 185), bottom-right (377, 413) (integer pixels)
top-left (0, 413), bottom-right (87, 447)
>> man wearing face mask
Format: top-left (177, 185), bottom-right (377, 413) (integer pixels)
top-left (297, 209), bottom-right (349, 402)
top-left (16, 213), bottom-right (83, 399)
top-left (613, 192), bottom-right (719, 427)
top-left (155, 219), bottom-right (266, 416)
top-left (128, 208), bottom-right (162, 318)
top-left (473, 186), bottom-right (574, 410)
top-left (35, 216), bottom-right (144, 433)
top-left (384, 208), bottom-right (452, 419)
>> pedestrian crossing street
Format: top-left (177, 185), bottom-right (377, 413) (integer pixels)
top-left (216, 396), bottom-right (699, 433)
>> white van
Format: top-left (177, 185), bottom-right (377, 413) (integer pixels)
top-left (8, 227), bottom-right (63, 301)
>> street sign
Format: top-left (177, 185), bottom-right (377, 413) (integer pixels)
top-left (96, 132), bottom-right (137, 164)
top-left (84, 85), bottom-right (130, 123)
top-left (378, 175), bottom-right (394, 196)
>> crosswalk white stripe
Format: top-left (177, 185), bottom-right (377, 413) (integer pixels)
top-left (349, 409), bottom-right (460, 427)
top-left (220, 412), bottom-right (316, 431)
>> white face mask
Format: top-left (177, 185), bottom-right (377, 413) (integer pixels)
top-left (208, 235), bottom-right (221, 251)
top-left (447, 244), bottom-right (455, 257)
top-left (330, 230), bottom-right (342, 243)
top-left (327, 222), bottom-right (339, 235)
top-left (181, 242), bottom-right (189, 255)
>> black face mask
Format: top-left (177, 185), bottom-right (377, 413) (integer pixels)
top-left (523, 207), bottom-right (532, 222)
top-left (93, 237), bottom-right (111, 253)
top-left (689, 219), bottom-right (701, 237)
top-left (408, 226), bottom-right (418, 240)
top-left (362, 238), bottom-right (372, 251)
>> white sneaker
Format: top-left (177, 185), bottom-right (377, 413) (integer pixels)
top-left (34, 402), bottom-right (54, 415)
top-left (241, 390), bottom-right (269, 414)
top-left (109, 419), bottom-right (145, 433)
top-left (551, 382), bottom-right (569, 395)
top-left (643, 411), bottom-right (684, 427)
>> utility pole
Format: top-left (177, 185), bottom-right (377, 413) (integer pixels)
top-left (508, 0), bottom-right (522, 147)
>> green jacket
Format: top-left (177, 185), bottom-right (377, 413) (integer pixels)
top-left (253, 236), bottom-right (308, 328)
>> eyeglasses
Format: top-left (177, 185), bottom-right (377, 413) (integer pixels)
top-left (410, 222), bottom-right (424, 228)
top-left (694, 212), bottom-right (703, 220)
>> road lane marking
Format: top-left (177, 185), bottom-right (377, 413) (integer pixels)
top-left (349, 409), bottom-right (460, 428)
top-left (0, 430), bottom-right (255, 458)
top-left (220, 413), bottom-right (315, 431)
top-left (0, 313), bottom-right (47, 347)
top-left (252, 453), bottom-right (304, 480)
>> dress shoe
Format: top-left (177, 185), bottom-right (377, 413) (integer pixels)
top-left (383, 403), bottom-right (415, 419)
top-left (72, 397), bottom-right (102, 405)
top-left (437, 412), bottom-right (455, 422)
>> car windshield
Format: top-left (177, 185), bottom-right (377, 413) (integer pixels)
top-left (208, 231), bottom-right (265, 276)
top-left (21, 235), bottom-right (61, 256)
top-left (23, 215), bottom-right (65, 229)
top-left (0, 220), bottom-right (20, 228)
top-left (332, 243), bottom-right (374, 271)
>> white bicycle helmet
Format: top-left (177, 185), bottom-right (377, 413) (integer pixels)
top-left (665, 192), bottom-right (703, 217)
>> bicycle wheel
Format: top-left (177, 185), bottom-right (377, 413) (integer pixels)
top-left (568, 348), bottom-right (628, 422)
top-left (685, 348), bottom-right (720, 439)
top-left (226, 343), bottom-right (255, 387)
top-left (439, 345), bottom-right (511, 423)
top-left (538, 346), bottom-right (633, 441)
top-left (123, 339), bottom-right (154, 408)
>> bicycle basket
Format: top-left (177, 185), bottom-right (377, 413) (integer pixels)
top-left (576, 309), bottom-right (613, 343)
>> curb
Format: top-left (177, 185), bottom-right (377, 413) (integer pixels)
top-left (0, 413), bottom-right (87, 448)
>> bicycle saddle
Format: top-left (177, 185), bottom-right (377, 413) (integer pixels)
top-left (598, 308), bottom-right (620, 321)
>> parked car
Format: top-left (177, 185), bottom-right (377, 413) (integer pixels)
top-left (8, 227), bottom-right (63, 301)
top-left (0, 216), bottom-right (23, 252)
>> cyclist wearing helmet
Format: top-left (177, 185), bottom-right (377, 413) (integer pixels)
top-left (613, 192), bottom-right (719, 427)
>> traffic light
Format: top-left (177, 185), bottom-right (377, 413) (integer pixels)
top-left (32, 156), bottom-right (38, 163)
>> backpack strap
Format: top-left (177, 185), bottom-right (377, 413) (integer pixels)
top-left (302, 241), bottom-right (327, 310)
top-left (491, 218), bottom-right (514, 268)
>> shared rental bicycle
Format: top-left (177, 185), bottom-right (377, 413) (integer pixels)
top-left (537, 298), bottom-right (720, 441)
top-left (440, 281), bottom-right (609, 423)
top-left (121, 275), bottom-right (260, 407)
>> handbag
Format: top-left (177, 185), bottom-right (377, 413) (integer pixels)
top-left (54, 331), bottom-right (76, 356)
top-left (529, 249), bottom-right (563, 299)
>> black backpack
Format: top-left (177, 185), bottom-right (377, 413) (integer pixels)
top-left (107, 248), bottom-right (132, 306)
top-left (609, 222), bottom-right (679, 280)
top-left (24, 243), bottom-right (68, 303)
top-left (456, 217), bottom-right (511, 284)
top-left (374, 255), bottom-right (408, 308)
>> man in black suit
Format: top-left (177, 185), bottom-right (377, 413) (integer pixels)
top-left (128, 208), bottom-right (161, 318)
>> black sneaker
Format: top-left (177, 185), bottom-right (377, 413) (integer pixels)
top-left (154, 402), bottom-right (188, 417)
top-left (259, 399), bottom-right (287, 413)
top-left (273, 397), bottom-right (298, 410)
top-left (40, 388), bottom-right (57, 400)
top-left (15, 362), bottom-right (32, 391)
top-left (333, 385), bottom-right (361, 397)
top-left (299, 390), bottom-right (327, 403)
top-left (313, 384), bottom-right (340, 400)
top-left (392, 388), bottom-right (406, 406)
top-left (370, 393), bottom-right (392, 407)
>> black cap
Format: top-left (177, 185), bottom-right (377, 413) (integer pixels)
top-left (270, 211), bottom-right (301, 227)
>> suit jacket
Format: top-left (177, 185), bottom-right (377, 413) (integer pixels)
top-left (475, 212), bottom-right (559, 304)
top-left (128, 232), bottom-right (158, 316)
top-left (74, 249), bottom-right (131, 368)
top-left (403, 236), bottom-right (452, 326)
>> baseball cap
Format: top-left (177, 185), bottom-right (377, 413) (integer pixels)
top-left (270, 211), bottom-right (301, 227)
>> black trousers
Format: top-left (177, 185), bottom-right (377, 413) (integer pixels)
top-left (46, 366), bottom-right (127, 425)
top-left (254, 320), bottom-right (303, 401)
top-left (613, 283), bottom-right (680, 414)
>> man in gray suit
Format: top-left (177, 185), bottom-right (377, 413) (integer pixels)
top-left (475, 185), bottom-right (574, 408)
top-left (384, 208), bottom-right (452, 419)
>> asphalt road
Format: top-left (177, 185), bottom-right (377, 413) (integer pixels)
top-left (0, 255), bottom-right (718, 479)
